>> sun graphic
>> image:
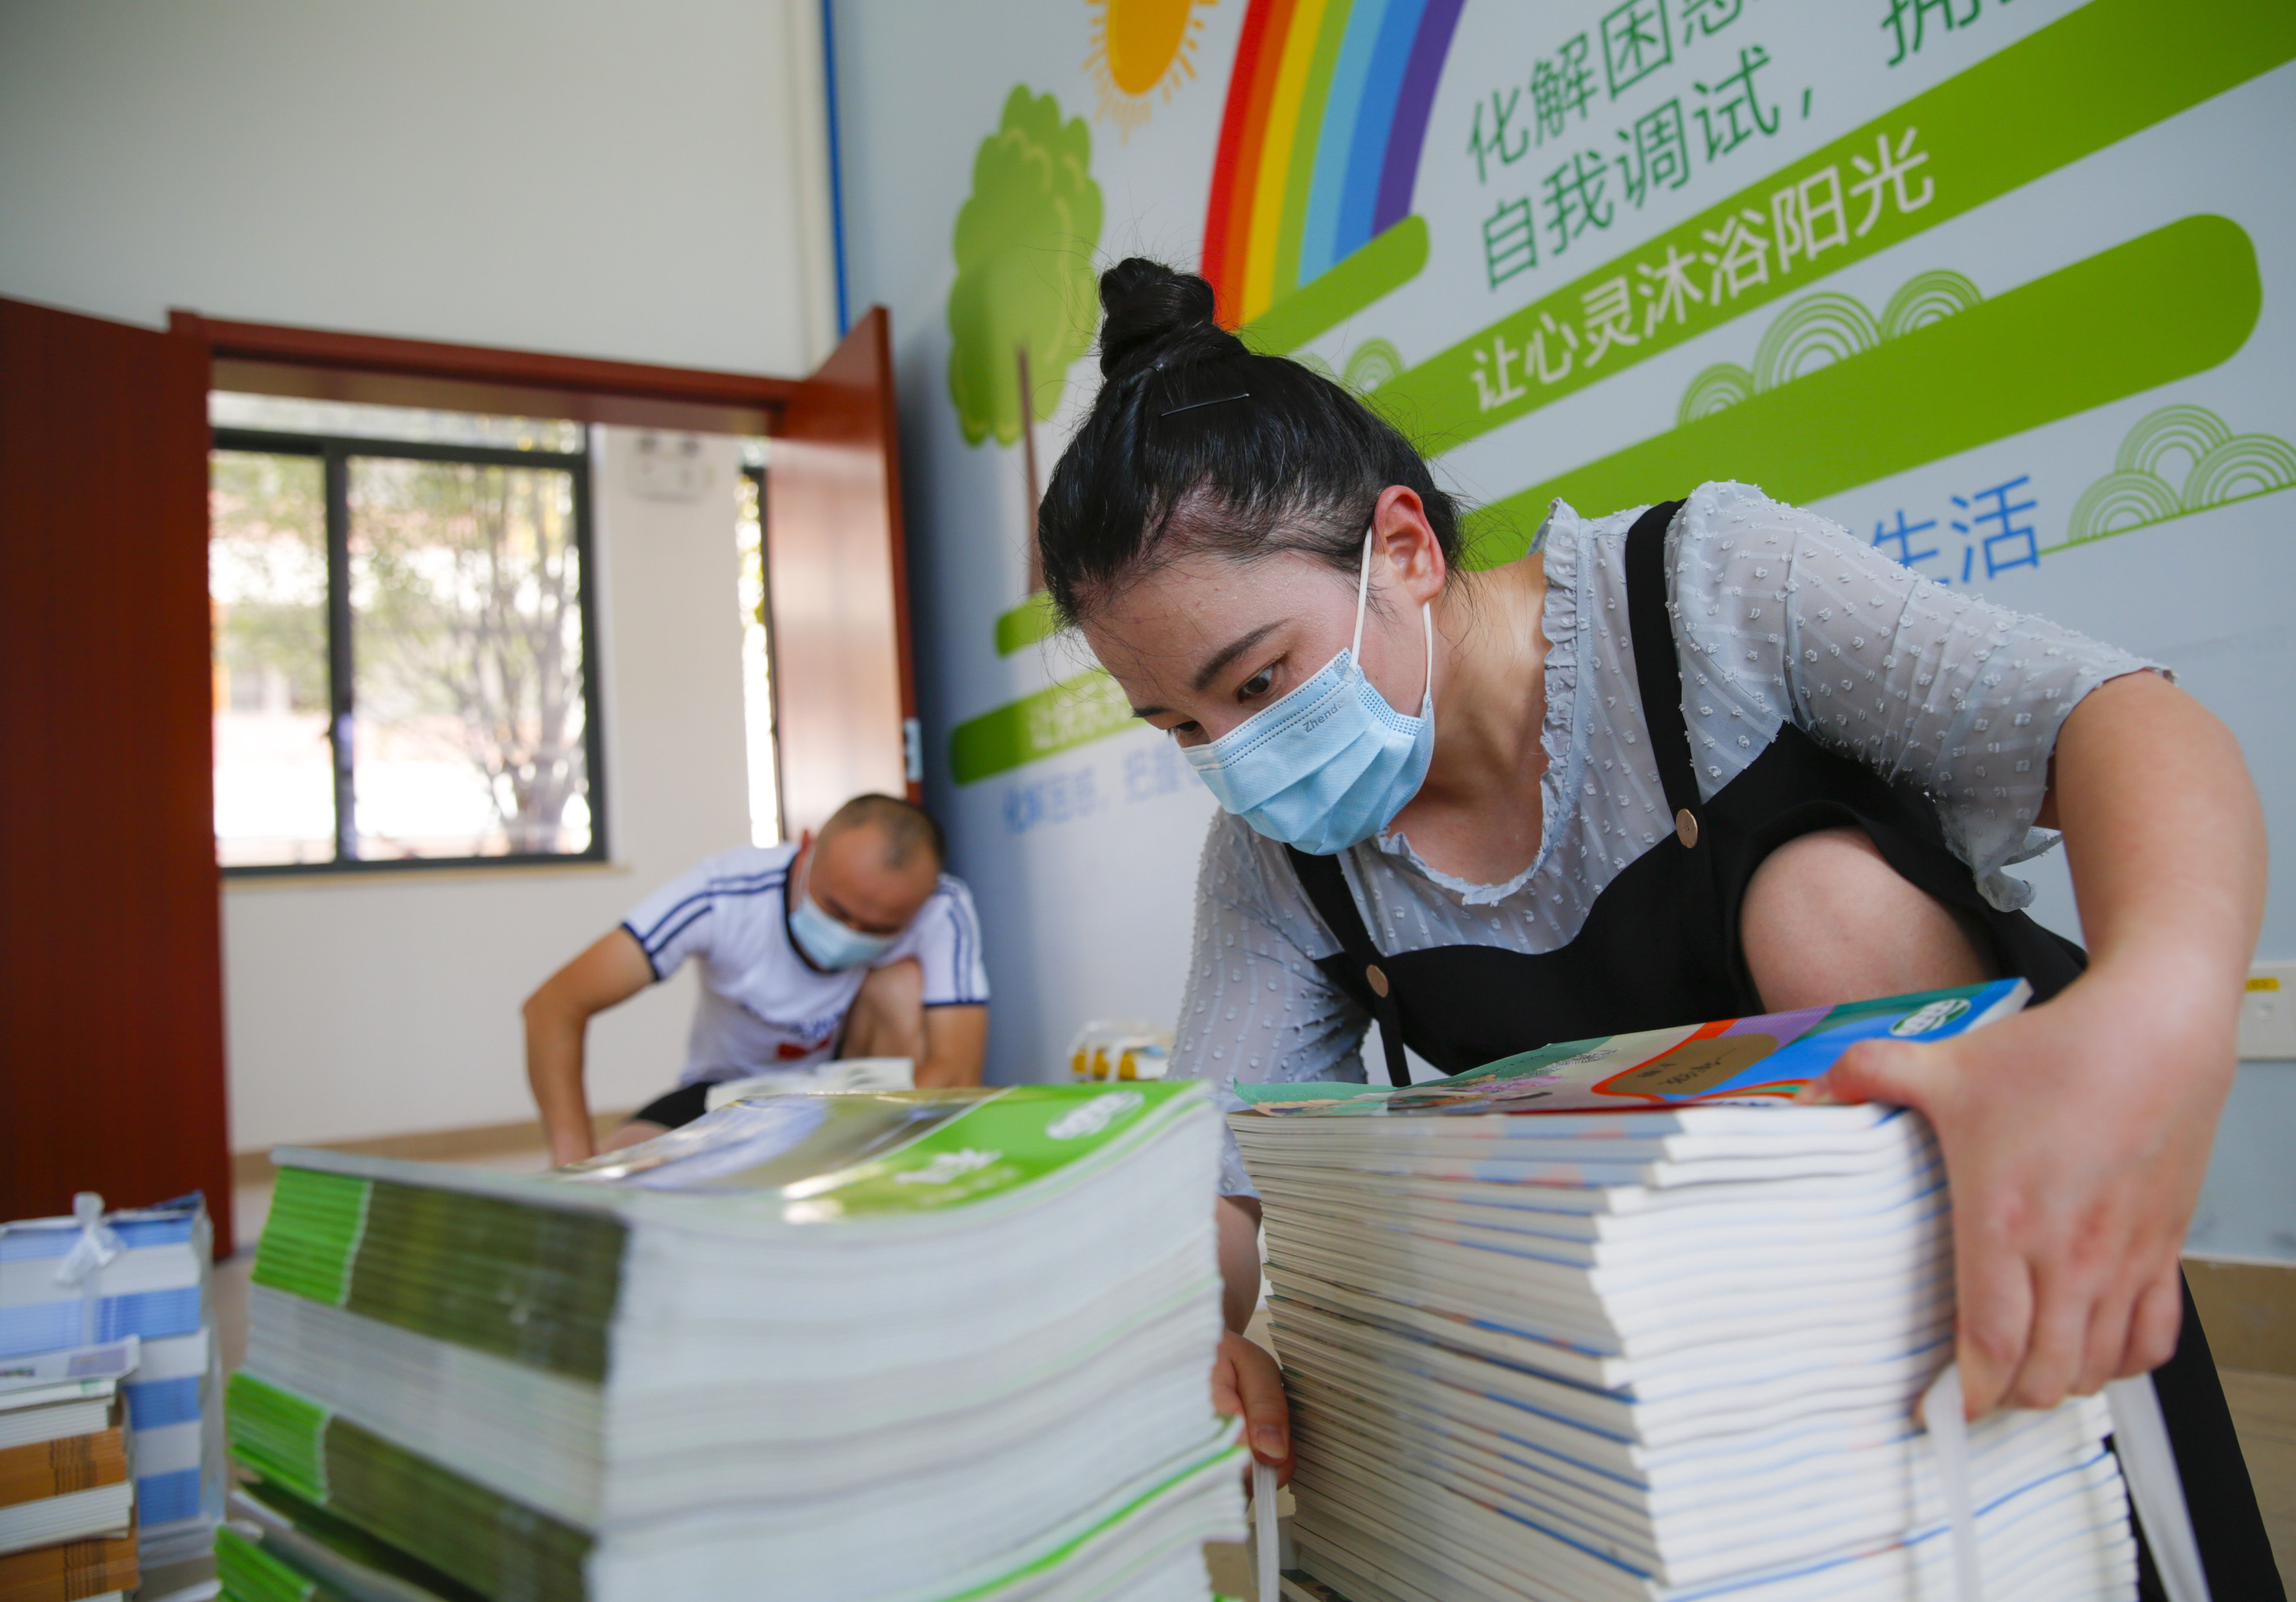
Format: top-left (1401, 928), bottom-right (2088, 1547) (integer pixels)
top-left (1085, 0), bottom-right (1213, 138)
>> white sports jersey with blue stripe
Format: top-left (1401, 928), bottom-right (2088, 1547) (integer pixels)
top-left (620, 842), bottom-right (988, 1086)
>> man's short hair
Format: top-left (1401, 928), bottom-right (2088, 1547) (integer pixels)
top-left (820, 794), bottom-right (948, 873)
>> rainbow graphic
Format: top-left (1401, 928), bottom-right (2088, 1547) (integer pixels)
top-left (1201, 0), bottom-right (1466, 339)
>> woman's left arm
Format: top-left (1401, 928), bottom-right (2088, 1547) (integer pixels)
top-left (1813, 669), bottom-right (2265, 1417)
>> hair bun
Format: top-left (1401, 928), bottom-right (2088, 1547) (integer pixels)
top-left (1097, 258), bottom-right (1239, 380)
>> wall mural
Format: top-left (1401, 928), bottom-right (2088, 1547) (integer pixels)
top-left (835, 0), bottom-right (2296, 1079)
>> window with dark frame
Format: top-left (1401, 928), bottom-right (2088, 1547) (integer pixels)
top-left (208, 395), bottom-right (605, 872)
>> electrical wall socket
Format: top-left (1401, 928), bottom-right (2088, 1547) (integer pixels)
top-left (2237, 962), bottom-right (2296, 1059)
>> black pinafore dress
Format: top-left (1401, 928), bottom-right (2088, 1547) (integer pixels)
top-left (1280, 501), bottom-right (2280, 1599)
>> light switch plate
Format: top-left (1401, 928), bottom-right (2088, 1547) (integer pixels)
top-left (2237, 962), bottom-right (2296, 1059)
top-left (630, 433), bottom-right (711, 501)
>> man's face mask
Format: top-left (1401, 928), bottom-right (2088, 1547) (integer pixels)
top-left (787, 853), bottom-right (899, 971)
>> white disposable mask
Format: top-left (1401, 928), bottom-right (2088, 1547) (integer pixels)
top-left (1183, 526), bottom-right (1435, 855)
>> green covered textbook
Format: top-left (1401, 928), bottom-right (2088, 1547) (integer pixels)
top-left (226, 1083), bottom-right (1245, 1602)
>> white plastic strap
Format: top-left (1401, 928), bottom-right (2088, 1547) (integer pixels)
top-left (1255, 1459), bottom-right (1280, 1602)
top-left (1922, 1363), bottom-right (2211, 1602)
top-left (1919, 1365), bottom-right (1985, 1602)
top-left (2107, 1374), bottom-right (2211, 1602)
top-left (52, 1191), bottom-right (123, 1346)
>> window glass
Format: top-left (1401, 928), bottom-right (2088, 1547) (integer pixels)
top-left (735, 461), bottom-right (781, 846)
top-left (346, 456), bottom-right (591, 859)
top-left (207, 408), bottom-right (601, 873)
top-left (210, 392), bottom-right (583, 453)
top-left (210, 451), bottom-right (334, 867)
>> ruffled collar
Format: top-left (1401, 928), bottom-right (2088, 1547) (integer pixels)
top-left (1368, 503), bottom-right (1585, 908)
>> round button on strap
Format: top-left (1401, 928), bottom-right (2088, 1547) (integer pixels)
top-left (1675, 808), bottom-right (1699, 849)
top-left (1365, 963), bottom-right (1390, 998)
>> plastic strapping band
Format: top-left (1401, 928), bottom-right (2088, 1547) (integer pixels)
top-left (1921, 1362), bottom-right (2211, 1602)
top-left (52, 1191), bottom-right (123, 1346)
top-left (1919, 1365), bottom-right (1985, 1602)
top-left (1254, 1459), bottom-right (1280, 1602)
top-left (2107, 1373), bottom-right (2212, 1602)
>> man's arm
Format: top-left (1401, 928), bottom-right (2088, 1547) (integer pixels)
top-left (523, 928), bottom-right (655, 1165)
top-left (914, 1004), bottom-right (988, 1088)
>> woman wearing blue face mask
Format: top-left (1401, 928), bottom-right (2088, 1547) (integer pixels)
top-left (1036, 259), bottom-right (2278, 1593)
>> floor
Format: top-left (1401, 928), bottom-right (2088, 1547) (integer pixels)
top-left (213, 1162), bottom-right (2296, 1600)
top-left (2228, 1368), bottom-right (2296, 1595)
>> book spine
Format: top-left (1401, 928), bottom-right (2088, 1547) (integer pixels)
top-left (214, 1526), bottom-right (321, 1602)
top-left (0, 1527), bottom-right (138, 1602)
top-left (0, 1432), bottom-right (129, 1509)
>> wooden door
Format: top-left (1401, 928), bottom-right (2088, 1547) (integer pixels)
top-left (765, 307), bottom-right (920, 833)
top-left (0, 298), bottom-right (234, 1253)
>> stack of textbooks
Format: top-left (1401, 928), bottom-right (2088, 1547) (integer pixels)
top-left (0, 1195), bottom-right (224, 1577)
top-left (224, 1082), bottom-right (1245, 1602)
top-left (1232, 982), bottom-right (2142, 1602)
top-left (0, 1342), bottom-right (140, 1602)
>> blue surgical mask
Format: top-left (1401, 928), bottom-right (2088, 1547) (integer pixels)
top-left (787, 863), bottom-right (898, 971)
top-left (1183, 526), bottom-right (1435, 855)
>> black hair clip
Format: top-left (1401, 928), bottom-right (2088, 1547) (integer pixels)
top-left (1160, 392), bottom-right (1251, 417)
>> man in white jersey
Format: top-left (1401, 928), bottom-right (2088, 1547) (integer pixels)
top-left (523, 794), bottom-right (989, 1165)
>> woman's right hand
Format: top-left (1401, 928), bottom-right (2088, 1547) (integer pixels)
top-left (1212, 1329), bottom-right (1293, 1484)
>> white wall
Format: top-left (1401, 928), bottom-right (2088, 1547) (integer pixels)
top-left (223, 428), bottom-right (756, 1150)
top-left (0, 2), bottom-right (831, 1147)
top-left (0, 0), bottom-right (838, 374)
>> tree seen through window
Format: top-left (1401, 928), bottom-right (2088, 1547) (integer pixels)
top-left (208, 397), bottom-right (602, 871)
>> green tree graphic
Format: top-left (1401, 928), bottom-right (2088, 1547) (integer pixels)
top-left (947, 87), bottom-right (1104, 449)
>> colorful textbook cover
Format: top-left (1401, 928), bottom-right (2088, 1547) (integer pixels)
top-left (1235, 979), bottom-right (2029, 1117)
top-left (548, 1080), bottom-right (1201, 1212)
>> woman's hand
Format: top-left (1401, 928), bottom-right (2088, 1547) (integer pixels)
top-left (1212, 1330), bottom-right (1294, 1483)
top-left (1814, 672), bottom-right (2260, 1419)
top-left (1809, 960), bottom-right (2235, 1418)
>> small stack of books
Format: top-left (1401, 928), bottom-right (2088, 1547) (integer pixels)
top-left (0, 1194), bottom-right (223, 1580)
top-left (1232, 983), bottom-right (2142, 1602)
top-left (0, 1342), bottom-right (140, 1602)
top-left (225, 1082), bottom-right (1245, 1602)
